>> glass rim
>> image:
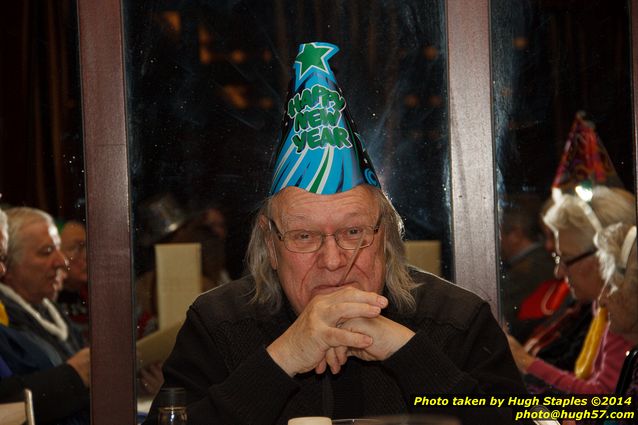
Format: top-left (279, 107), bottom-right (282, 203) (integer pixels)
top-left (268, 216), bottom-right (382, 253)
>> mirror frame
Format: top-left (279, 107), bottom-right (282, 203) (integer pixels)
top-left (77, 1), bottom-right (638, 423)
top-left (78, 0), bottom-right (135, 423)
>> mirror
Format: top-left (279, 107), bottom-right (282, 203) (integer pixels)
top-left (491, 0), bottom-right (635, 340)
top-left (122, 0), bottom-right (451, 414)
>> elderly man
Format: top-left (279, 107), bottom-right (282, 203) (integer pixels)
top-left (0, 206), bottom-right (90, 424)
top-left (144, 42), bottom-right (526, 425)
top-left (0, 208), bottom-right (88, 362)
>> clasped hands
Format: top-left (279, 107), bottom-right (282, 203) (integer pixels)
top-left (266, 286), bottom-right (415, 377)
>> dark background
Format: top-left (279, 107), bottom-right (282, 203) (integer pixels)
top-left (0, 0), bottom-right (634, 280)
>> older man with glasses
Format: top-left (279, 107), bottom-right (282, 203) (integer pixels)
top-left (507, 186), bottom-right (636, 395)
top-left (143, 42), bottom-right (528, 425)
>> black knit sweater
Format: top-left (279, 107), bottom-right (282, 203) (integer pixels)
top-left (144, 270), bottom-right (528, 425)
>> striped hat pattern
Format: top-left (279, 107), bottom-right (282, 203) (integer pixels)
top-left (269, 42), bottom-right (380, 195)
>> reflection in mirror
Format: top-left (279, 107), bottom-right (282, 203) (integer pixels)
top-left (492, 0), bottom-right (635, 373)
top-left (122, 0), bottom-right (450, 415)
top-left (0, 1), bottom-right (90, 424)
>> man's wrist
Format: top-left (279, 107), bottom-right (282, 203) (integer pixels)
top-left (266, 340), bottom-right (296, 377)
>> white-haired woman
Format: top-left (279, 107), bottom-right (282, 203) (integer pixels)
top-left (507, 186), bottom-right (635, 394)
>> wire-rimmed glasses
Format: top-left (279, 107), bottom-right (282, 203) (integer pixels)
top-left (268, 217), bottom-right (382, 253)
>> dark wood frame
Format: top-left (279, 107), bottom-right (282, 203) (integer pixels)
top-left (77, 1), bottom-right (638, 423)
top-left (77, 1), bottom-right (135, 423)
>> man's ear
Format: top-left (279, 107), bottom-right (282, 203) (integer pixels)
top-left (259, 215), bottom-right (278, 270)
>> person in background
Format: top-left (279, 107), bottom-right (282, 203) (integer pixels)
top-left (507, 186), bottom-right (635, 394)
top-left (519, 196), bottom-right (591, 372)
top-left (56, 219), bottom-right (163, 397)
top-left (200, 205), bottom-right (231, 284)
top-left (595, 224), bottom-right (638, 425)
top-left (144, 41), bottom-right (527, 425)
top-left (58, 221), bottom-right (89, 343)
top-left (0, 206), bottom-right (90, 425)
top-left (500, 193), bottom-right (557, 341)
top-left (135, 193), bottom-right (226, 338)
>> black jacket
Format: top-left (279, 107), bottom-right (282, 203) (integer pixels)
top-left (145, 270), bottom-right (529, 425)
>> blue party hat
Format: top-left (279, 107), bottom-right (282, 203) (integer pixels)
top-left (269, 42), bottom-right (381, 195)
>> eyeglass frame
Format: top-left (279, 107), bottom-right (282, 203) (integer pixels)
top-left (267, 216), bottom-right (383, 253)
top-left (552, 248), bottom-right (597, 268)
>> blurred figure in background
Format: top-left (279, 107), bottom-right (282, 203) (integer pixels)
top-left (500, 193), bottom-right (557, 341)
top-left (515, 196), bottom-right (584, 372)
top-left (135, 193), bottom-right (226, 338)
top-left (58, 221), bottom-right (89, 343)
top-left (507, 187), bottom-right (635, 394)
top-left (595, 223), bottom-right (638, 425)
top-left (200, 205), bottom-right (231, 284)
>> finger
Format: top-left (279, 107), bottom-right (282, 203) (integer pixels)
top-left (335, 346), bottom-right (348, 365)
top-left (325, 302), bottom-right (382, 324)
top-left (325, 348), bottom-right (341, 375)
top-left (325, 327), bottom-right (373, 349)
top-left (318, 287), bottom-right (388, 309)
top-left (315, 358), bottom-right (327, 374)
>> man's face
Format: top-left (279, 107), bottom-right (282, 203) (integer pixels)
top-left (4, 221), bottom-right (67, 304)
top-left (60, 222), bottom-right (88, 290)
top-left (554, 228), bottom-right (603, 301)
top-left (268, 185), bottom-right (386, 314)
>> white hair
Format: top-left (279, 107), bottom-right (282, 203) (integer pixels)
top-left (5, 207), bottom-right (55, 269)
top-left (543, 187), bottom-right (636, 251)
top-left (595, 223), bottom-right (638, 290)
top-left (246, 185), bottom-right (419, 314)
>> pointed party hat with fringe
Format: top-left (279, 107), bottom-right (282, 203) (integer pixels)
top-left (551, 112), bottom-right (624, 232)
top-left (552, 111), bottom-right (623, 199)
top-left (269, 42), bottom-right (381, 196)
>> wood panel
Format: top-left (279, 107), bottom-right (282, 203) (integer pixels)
top-left (446, 0), bottom-right (500, 315)
top-left (76, 1), bottom-right (136, 424)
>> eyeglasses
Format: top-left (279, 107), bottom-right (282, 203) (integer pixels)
top-left (268, 217), bottom-right (382, 253)
top-left (552, 248), bottom-right (597, 268)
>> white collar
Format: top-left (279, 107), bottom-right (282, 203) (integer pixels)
top-left (0, 283), bottom-right (68, 341)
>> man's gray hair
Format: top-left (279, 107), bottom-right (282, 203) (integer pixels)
top-left (543, 187), bottom-right (636, 250)
top-left (595, 223), bottom-right (638, 288)
top-left (5, 207), bottom-right (55, 269)
top-left (246, 185), bottom-right (419, 314)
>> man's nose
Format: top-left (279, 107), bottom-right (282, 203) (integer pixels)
top-left (317, 235), bottom-right (346, 271)
top-left (53, 248), bottom-right (69, 269)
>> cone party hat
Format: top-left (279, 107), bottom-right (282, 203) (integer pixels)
top-left (551, 111), bottom-right (624, 232)
top-left (269, 42), bottom-right (381, 196)
top-left (552, 111), bottom-right (623, 197)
